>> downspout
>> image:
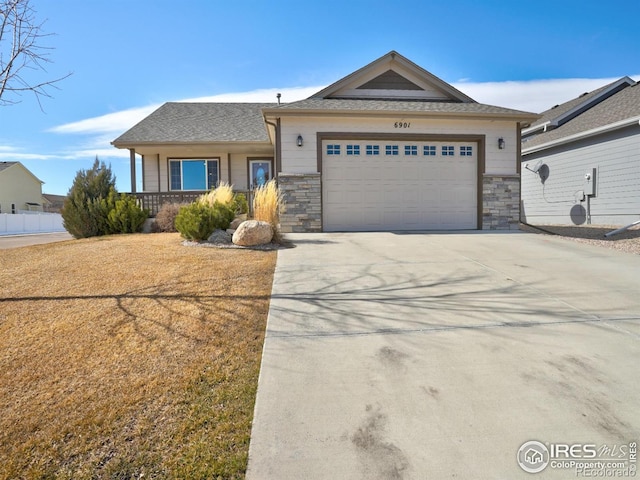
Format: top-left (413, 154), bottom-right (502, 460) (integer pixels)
top-left (605, 220), bottom-right (640, 237)
top-left (264, 117), bottom-right (281, 178)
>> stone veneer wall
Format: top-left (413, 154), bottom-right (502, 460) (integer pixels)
top-left (482, 174), bottom-right (520, 230)
top-left (278, 173), bottom-right (322, 233)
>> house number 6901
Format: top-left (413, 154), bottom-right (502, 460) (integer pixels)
top-left (394, 122), bottom-right (411, 128)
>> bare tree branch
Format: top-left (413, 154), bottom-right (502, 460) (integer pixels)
top-left (0, 0), bottom-right (71, 107)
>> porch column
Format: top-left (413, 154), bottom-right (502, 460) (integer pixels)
top-left (129, 148), bottom-right (137, 193)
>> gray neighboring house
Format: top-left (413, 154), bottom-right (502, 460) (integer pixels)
top-left (521, 77), bottom-right (640, 226)
top-left (113, 51), bottom-right (538, 232)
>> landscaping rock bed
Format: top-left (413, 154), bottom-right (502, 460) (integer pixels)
top-left (520, 223), bottom-right (640, 255)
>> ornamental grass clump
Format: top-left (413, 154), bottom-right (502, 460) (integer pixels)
top-left (198, 182), bottom-right (234, 208)
top-left (253, 179), bottom-right (285, 242)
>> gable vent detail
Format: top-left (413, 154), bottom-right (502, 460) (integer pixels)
top-left (357, 70), bottom-right (424, 91)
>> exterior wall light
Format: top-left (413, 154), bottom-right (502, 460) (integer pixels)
top-left (297, 135), bottom-right (303, 147)
top-left (498, 137), bottom-right (505, 149)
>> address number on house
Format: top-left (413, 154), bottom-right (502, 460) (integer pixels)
top-left (394, 122), bottom-right (411, 128)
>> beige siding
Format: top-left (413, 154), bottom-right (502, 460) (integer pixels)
top-left (142, 155), bottom-right (160, 192)
top-left (279, 117), bottom-right (518, 175)
top-left (0, 164), bottom-right (44, 213)
top-left (229, 154), bottom-right (251, 190)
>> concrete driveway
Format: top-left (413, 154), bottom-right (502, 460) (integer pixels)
top-left (0, 232), bottom-right (72, 249)
top-left (247, 232), bottom-right (640, 479)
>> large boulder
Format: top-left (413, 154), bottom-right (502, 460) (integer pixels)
top-left (232, 220), bottom-right (273, 246)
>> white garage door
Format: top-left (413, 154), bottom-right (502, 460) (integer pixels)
top-left (323, 140), bottom-right (477, 231)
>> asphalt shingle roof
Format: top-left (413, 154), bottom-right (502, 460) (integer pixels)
top-left (523, 81), bottom-right (640, 149)
top-left (112, 103), bottom-right (276, 145)
top-left (528, 81), bottom-right (616, 129)
top-left (0, 161), bottom-right (17, 173)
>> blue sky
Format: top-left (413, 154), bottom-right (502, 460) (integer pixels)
top-left (1, 0), bottom-right (639, 195)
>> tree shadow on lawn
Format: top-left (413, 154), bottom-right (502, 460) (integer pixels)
top-left (0, 282), bottom-right (272, 343)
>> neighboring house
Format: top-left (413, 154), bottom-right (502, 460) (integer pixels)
top-left (521, 77), bottom-right (640, 226)
top-left (113, 51), bottom-right (538, 232)
top-left (0, 161), bottom-right (48, 214)
top-left (42, 194), bottom-right (67, 213)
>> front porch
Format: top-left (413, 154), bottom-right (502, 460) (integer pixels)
top-left (133, 190), bottom-right (254, 217)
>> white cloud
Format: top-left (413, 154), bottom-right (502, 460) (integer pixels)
top-left (48, 104), bottom-right (161, 135)
top-left (181, 86), bottom-right (323, 104)
top-left (0, 151), bottom-right (57, 161)
top-left (49, 86), bottom-right (325, 136)
top-left (49, 76), bottom-right (640, 140)
top-left (453, 75), bottom-right (640, 113)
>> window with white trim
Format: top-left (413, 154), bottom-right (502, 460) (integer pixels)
top-left (442, 146), bottom-right (455, 156)
top-left (366, 145), bottom-right (380, 155)
top-left (326, 144), bottom-right (341, 155)
top-left (385, 145), bottom-right (399, 156)
top-left (404, 145), bottom-right (418, 156)
top-left (346, 145), bottom-right (360, 155)
top-left (460, 146), bottom-right (473, 156)
top-left (169, 159), bottom-right (219, 190)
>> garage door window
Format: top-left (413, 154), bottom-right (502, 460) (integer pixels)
top-left (366, 145), bottom-right (380, 155)
top-left (326, 144), bottom-right (341, 155)
top-left (346, 145), bottom-right (360, 155)
top-left (404, 145), bottom-right (418, 155)
top-left (385, 145), bottom-right (399, 155)
top-left (460, 146), bottom-right (473, 156)
top-left (442, 146), bottom-right (455, 156)
top-left (424, 145), bottom-right (436, 156)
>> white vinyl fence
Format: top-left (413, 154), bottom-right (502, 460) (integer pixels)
top-left (0, 213), bottom-right (66, 235)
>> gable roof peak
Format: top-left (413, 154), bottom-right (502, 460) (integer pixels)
top-left (309, 51), bottom-right (475, 103)
top-left (0, 161), bottom-right (44, 183)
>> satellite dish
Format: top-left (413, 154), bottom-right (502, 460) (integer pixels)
top-left (524, 160), bottom-right (543, 173)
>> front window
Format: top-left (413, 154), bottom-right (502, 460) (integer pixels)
top-left (169, 159), bottom-right (219, 190)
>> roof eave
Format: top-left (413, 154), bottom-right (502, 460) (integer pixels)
top-left (263, 107), bottom-right (539, 122)
top-left (111, 140), bottom-right (273, 150)
top-left (522, 116), bottom-right (640, 155)
top-left (522, 121), bottom-right (552, 136)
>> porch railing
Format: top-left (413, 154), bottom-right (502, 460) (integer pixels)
top-left (132, 190), bottom-right (253, 217)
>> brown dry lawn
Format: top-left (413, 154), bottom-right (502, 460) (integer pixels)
top-left (0, 233), bottom-right (276, 479)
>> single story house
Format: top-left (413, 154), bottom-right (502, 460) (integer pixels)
top-left (521, 77), bottom-right (640, 226)
top-left (0, 161), bottom-right (48, 214)
top-left (113, 51), bottom-right (538, 232)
